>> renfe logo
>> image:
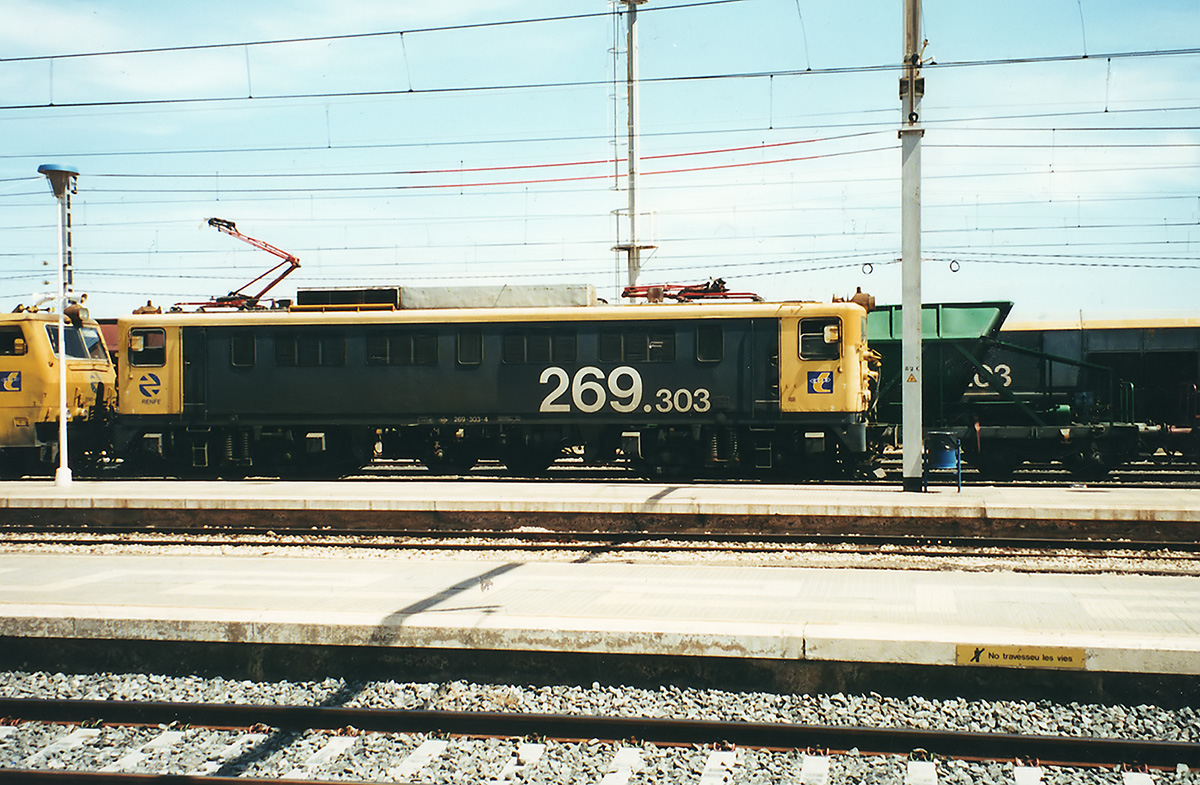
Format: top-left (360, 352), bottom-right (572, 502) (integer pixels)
top-left (0, 371), bottom-right (20, 392)
top-left (807, 371), bottom-right (833, 394)
top-left (139, 373), bottom-right (161, 398)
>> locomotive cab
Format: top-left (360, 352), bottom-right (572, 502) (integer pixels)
top-left (779, 309), bottom-right (873, 417)
top-left (0, 310), bottom-right (116, 476)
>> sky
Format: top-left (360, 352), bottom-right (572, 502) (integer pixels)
top-left (1, 0), bottom-right (1197, 321)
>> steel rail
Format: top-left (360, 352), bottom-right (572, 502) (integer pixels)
top-left (0, 697), bottom-right (1196, 769)
top-left (3, 526), bottom-right (1199, 554)
top-left (0, 772), bottom-right (315, 784)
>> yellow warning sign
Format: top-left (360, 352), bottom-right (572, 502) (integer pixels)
top-left (956, 644), bottom-right (1086, 670)
top-left (906, 374), bottom-right (917, 383)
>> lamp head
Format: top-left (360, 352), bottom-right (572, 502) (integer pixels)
top-left (37, 164), bottom-right (79, 198)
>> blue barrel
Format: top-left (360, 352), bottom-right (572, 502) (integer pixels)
top-left (926, 431), bottom-right (961, 470)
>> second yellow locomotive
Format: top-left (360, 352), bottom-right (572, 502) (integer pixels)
top-left (0, 308), bottom-right (116, 477)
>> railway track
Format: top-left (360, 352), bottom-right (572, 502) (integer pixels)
top-left (5, 525), bottom-right (1200, 560)
top-left (1, 696), bottom-right (1196, 783)
top-left (76, 454), bottom-right (1200, 488)
top-left (349, 458), bottom-right (1200, 487)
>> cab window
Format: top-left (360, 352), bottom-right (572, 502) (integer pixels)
top-left (799, 318), bottom-right (840, 361)
top-left (81, 327), bottom-right (110, 360)
top-left (0, 327), bottom-right (26, 356)
top-left (46, 325), bottom-right (89, 359)
top-left (128, 327), bottom-right (167, 366)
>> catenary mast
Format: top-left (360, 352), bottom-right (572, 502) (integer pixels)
top-left (900, 0), bottom-right (925, 491)
top-left (614, 0), bottom-right (654, 294)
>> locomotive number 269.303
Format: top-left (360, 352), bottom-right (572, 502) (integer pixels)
top-left (538, 365), bottom-right (711, 414)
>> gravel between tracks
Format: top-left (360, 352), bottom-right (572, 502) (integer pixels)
top-left (3, 671), bottom-right (1197, 742)
top-left (2, 672), bottom-right (1197, 783)
top-left (1, 534), bottom-right (1197, 574)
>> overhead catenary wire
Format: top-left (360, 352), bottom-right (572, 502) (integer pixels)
top-left (0, 0), bottom-right (750, 64)
top-left (2, 46), bottom-right (1198, 112)
top-left (1, 104), bottom-right (1195, 163)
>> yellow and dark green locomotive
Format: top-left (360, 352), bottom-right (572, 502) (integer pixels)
top-left (0, 309), bottom-right (116, 476)
top-left (115, 293), bottom-right (878, 478)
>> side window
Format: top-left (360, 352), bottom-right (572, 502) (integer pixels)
top-left (366, 334), bottom-right (390, 365)
top-left (457, 328), bottom-right (483, 366)
top-left (367, 332), bottom-right (439, 366)
top-left (648, 331), bottom-right (674, 362)
top-left (597, 328), bottom-right (674, 363)
top-left (276, 333), bottom-right (344, 367)
top-left (696, 324), bottom-right (723, 362)
top-left (799, 318), bottom-right (841, 361)
top-left (275, 334), bottom-right (298, 366)
top-left (598, 330), bottom-right (622, 363)
top-left (231, 334), bottom-right (255, 367)
top-left (129, 327), bottom-right (167, 366)
top-left (0, 326), bottom-right (26, 356)
top-left (552, 332), bottom-right (577, 363)
top-left (413, 333), bottom-right (438, 365)
top-left (501, 329), bottom-right (576, 364)
top-left (319, 335), bottom-right (345, 366)
top-left (624, 330), bottom-right (649, 362)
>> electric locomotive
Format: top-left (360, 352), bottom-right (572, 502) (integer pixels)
top-left (114, 290), bottom-right (878, 478)
top-left (0, 307), bottom-right (116, 476)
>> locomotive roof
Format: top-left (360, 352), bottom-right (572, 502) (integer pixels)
top-left (1003, 315), bottom-right (1200, 332)
top-left (0, 310), bottom-right (104, 328)
top-left (115, 300), bottom-right (866, 327)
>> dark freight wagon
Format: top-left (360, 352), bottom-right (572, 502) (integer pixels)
top-left (868, 303), bottom-right (1197, 477)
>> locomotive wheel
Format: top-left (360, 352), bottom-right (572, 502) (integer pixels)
top-left (501, 447), bottom-right (559, 476)
top-left (422, 446), bottom-right (479, 475)
top-left (0, 449), bottom-right (38, 479)
top-left (1063, 447), bottom-right (1112, 480)
top-left (967, 448), bottom-right (1024, 480)
top-left (423, 454), bottom-right (478, 475)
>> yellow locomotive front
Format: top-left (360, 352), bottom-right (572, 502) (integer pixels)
top-left (778, 300), bottom-right (877, 417)
top-left (0, 309), bottom-right (116, 476)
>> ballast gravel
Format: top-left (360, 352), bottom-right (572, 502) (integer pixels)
top-left (2, 671), bottom-right (1198, 784)
top-left (1, 725), bottom-right (1196, 784)
top-left (3, 671), bottom-right (1195, 742)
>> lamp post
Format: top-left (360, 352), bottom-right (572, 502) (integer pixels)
top-left (37, 163), bottom-right (78, 488)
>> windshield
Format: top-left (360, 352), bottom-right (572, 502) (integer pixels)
top-left (45, 324), bottom-right (110, 360)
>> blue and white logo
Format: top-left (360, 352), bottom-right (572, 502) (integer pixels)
top-left (139, 373), bottom-right (161, 398)
top-left (807, 371), bottom-right (833, 394)
top-left (0, 371), bottom-right (20, 392)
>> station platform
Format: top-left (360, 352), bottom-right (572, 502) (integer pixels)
top-left (1, 479), bottom-right (1198, 540)
top-left (0, 551), bottom-right (1198, 681)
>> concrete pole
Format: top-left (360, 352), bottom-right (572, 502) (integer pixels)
top-left (900, 0), bottom-right (924, 491)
